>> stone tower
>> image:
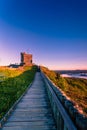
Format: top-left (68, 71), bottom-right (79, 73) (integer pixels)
top-left (20, 52), bottom-right (32, 66)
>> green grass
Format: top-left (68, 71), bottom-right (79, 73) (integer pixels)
top-left (0, 66), bottom-right (37, 119)
top-left (41, 66), bottom-right (87, 116)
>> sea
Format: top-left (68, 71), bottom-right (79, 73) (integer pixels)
top-left (55, 70), bottom-right (87, 79)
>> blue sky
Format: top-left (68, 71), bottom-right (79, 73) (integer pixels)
top-left (0, 0), bottom-right (87, 70)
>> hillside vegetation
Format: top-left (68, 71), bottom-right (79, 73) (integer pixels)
top-left (0, 66), bottom-right (37, 119)
top-left (41, 66), bottom-right (87, 116)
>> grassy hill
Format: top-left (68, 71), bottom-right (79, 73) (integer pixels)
top-left (0, 66), bottom-right (37, 119)
top-left (40, 66), bottom-right (87, 116)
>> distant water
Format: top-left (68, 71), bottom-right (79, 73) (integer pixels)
top-left (61, 73), bottom-right (87, 79)
top-left (55, 70), bottom-right (87, 79)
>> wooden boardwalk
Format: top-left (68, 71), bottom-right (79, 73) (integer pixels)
top-left (1, 72), bottom-right (56, 130)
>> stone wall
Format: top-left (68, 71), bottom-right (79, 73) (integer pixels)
top-left (20, 52), bottom-right (32, 66)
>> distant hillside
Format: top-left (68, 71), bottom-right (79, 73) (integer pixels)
top-left (55, 70), bottom-right (87, 74)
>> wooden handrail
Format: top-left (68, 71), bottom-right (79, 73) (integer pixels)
top-left (41, 71), bottom-right (77, 130)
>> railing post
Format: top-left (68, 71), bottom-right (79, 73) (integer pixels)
top-left (64, 123), bottom-right (68, 130)
top-left (59, 113), bottom-right (64, 130)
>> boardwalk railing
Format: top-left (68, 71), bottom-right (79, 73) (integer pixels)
top-left (41, 71), bottom-right (87, 130)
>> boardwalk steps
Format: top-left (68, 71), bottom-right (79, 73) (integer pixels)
top-left (0, 72), bottom-right (56, 130)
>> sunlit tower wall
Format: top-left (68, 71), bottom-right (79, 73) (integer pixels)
top-left (20, 52), bottom-right (33, 66)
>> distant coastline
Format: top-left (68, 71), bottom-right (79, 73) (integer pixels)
top-left (55, 70), bottom-right (87, 79)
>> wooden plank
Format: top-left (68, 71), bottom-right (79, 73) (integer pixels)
top-left (2, 125), bottom-right (56, 130)
top-left (4, 121), bottom-right (55, 127)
